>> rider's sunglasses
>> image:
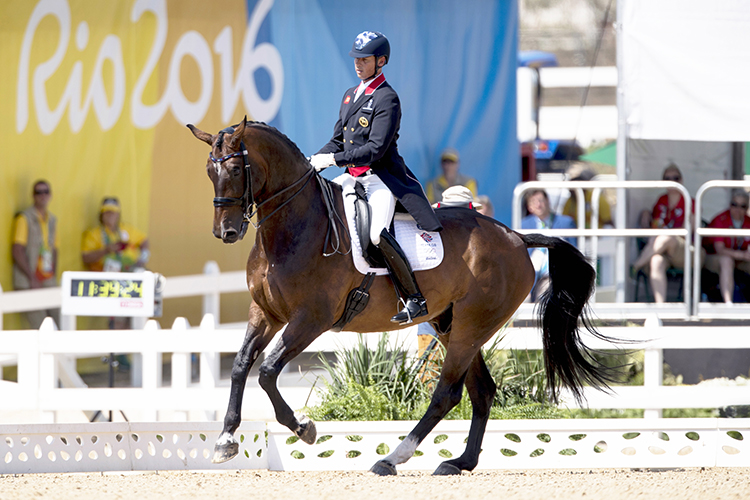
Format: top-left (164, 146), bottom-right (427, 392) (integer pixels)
top-left (663, 176), bottom-right (681, 182)
top-left (34, 189), bottom-right (50, 195)
top-left (731, 202), bottom-right (748, 209)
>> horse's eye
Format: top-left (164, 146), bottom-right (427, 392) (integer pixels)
top-left (232, 166), bottom-right (242, 176)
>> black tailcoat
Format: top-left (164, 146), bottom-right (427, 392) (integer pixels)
top-left (317, 77), bottom-right (443, 232)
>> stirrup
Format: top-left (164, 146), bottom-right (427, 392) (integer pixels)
top-left (391, 296), bottom-right (428, 325)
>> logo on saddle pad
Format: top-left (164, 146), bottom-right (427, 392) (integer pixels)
top-left (420, 232), bottom-right (433, 243)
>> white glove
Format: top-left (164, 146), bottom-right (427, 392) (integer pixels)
top-left (309, 153), bottom-right (336, 172)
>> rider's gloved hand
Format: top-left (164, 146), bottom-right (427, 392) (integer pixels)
top-left (309, 153), bottom-right (336, 172)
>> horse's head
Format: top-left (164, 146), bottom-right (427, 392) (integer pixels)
top-left (188, 118), bottom-right (253, 244)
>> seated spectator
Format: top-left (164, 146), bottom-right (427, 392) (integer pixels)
top-left (81, 198), bottom-right (149, 273)
top-left (82, 198), bottom-right (149, 330)
top-left (632, 164), bottom-right (693, 303)
top-left (703, 189), bottom-right (750, 303)
top-left (425, 148), bottom-right (477, 204)
top-left (562, 169), bottom-right (613, 228)
top-left (521, 189), bottom-right (576, 301)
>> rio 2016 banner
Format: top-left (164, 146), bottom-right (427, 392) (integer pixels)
top-left (1, 0), bottom-right (517, 326)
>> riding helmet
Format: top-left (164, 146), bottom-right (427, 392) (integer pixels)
top-left (349, 31), bottom-right (390, 64)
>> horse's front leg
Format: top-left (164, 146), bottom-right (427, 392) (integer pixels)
top-left (258, 318), bottom-right (327, 445)
top-left (213, 307), bottom-right (279, 463)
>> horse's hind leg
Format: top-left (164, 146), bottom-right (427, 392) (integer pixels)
top-left (433, 352), bottom-right (496, 475)
top-left (213, 308), bottom-right (279, 463)
top-left (370, 343), bottom-right (477, 476)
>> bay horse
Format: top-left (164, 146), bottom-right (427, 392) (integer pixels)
top-left (187, 117), bottom-right (614, 476)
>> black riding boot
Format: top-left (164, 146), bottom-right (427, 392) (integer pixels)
top-left (377, 229), bottom-right (428, 324)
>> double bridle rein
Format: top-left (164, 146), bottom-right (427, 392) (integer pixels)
top-left (209, 126), bottom-right (316, 230)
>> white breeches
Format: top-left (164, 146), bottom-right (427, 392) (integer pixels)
top-left (356, 173), bottom-right (396, 246)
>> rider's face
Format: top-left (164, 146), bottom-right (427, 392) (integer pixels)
top-left (354, 56), bottom-right (377, 81)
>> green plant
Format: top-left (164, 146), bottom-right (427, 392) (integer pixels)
top-left (306, 333), bottom-right (433, 421)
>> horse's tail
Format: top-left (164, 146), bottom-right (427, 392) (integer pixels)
top-left (521, 233), bottom-right (615, 404)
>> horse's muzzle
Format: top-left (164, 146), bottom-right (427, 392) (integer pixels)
top-left (218, 220), bottom-right (240, 244)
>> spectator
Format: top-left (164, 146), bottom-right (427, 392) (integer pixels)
top-left (81, 198), bottom-right (149, 329)
top-left (521, 189), bottom-right (576, 301)
top-left (562, 169), bottom-right (613, 228)
top-left (631, 164), bottom-right (693, 303)
top-left (475, 195), bottom-right (495, 218)
top-left (703, 189), bottom-right (750, 303)
top-left (431, 185), bottom-right (482, 210)
top-left (11, 180), bottom-right (60, 328)
top-left (425, 148), bottom-right (477, 204)
top-left (81, 197), bottom-right (150, 274)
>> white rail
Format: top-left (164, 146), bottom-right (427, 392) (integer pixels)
top-left (0, 315), bottom-right (747, 424)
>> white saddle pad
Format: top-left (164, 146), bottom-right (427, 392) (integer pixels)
top-left (334, 174), bottom-right (444, 276)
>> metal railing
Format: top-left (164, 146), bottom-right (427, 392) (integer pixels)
top-left (513, 180), bottom-right (693, 319)
top-left (692, 180), bottom-right (750, 318)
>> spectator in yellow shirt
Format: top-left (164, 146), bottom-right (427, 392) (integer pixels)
top-left (81, 198), bottom-right (149, 273)
top-left (425, 148), bottom-right (478, 204)
top-left (12, 180), bottom-right (60, 328)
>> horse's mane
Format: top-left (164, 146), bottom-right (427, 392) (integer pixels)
top-left (235, 120), bottom-right (308, 163)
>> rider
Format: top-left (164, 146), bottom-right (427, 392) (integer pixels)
top-left (309, 31), bottom-right (443, 325)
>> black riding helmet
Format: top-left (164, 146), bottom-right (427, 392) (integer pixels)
top-left (349, 31), bottom-right (390, 64)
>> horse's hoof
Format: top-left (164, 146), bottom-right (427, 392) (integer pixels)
top-left (211, 433), bottom-right (239, 464)
top-left (297, 415), bottom-right (317, 445)
top-left (433, 462), bottom-right (462, 475)
top-left (370, 460), bottom-right (398, 476)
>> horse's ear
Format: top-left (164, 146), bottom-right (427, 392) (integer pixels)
top-left (187, 124), bottom-right (214, 146)
top-left (228, 117), bottom-right (247, 149)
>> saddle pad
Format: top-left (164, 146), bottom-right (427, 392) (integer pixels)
top-left (334, 174), bottom-right (444, 276)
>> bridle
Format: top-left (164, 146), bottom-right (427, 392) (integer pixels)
top-left (211, 126), bottom-right (254, 217)
top-left (209, 125), bottom-right (315, 230)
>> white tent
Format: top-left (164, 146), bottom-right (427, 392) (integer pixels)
top-left (615, 0), bottom-right (750, 301)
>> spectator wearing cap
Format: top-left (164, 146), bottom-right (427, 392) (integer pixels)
top-left (11, 180), bottom-right (60, 328)
top-left (81, 198), bottom-right (149, 273)
top-left (425, 148), bottom-right (478, 204)
top-left (432, 185), bottom-right (482, 210)
top-left (562, 169), bottom-right (613, 229)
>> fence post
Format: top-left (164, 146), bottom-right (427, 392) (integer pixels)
top-left (202, 261), bottom-right (221, 324)
top-left (643, 315), bottom-right (664, 418)
top-left (38, 317), bottom-right (58, 423)
top-left (200, 313), bottom-right (219, 421)
top-left (141, 320), bottom-right (161, 421)
top-left (171, 317), bottom-right (191, 421)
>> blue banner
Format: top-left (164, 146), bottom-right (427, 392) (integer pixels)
top-left (260, 0), bottom-right (519, 224)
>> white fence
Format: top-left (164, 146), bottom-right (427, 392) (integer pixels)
top-left (1, 314), bottom-right (748, 424)
top-left (2, 418), bottom-right (749, 474)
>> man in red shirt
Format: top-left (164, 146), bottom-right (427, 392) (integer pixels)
top-left (704, 189), bottom-right (750, 303)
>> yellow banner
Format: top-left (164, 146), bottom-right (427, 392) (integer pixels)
top-left (2, 0), bottom-right (260, 328)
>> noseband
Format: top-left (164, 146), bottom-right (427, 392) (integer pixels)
top-left (209, 125), bottom-right (316, 230)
